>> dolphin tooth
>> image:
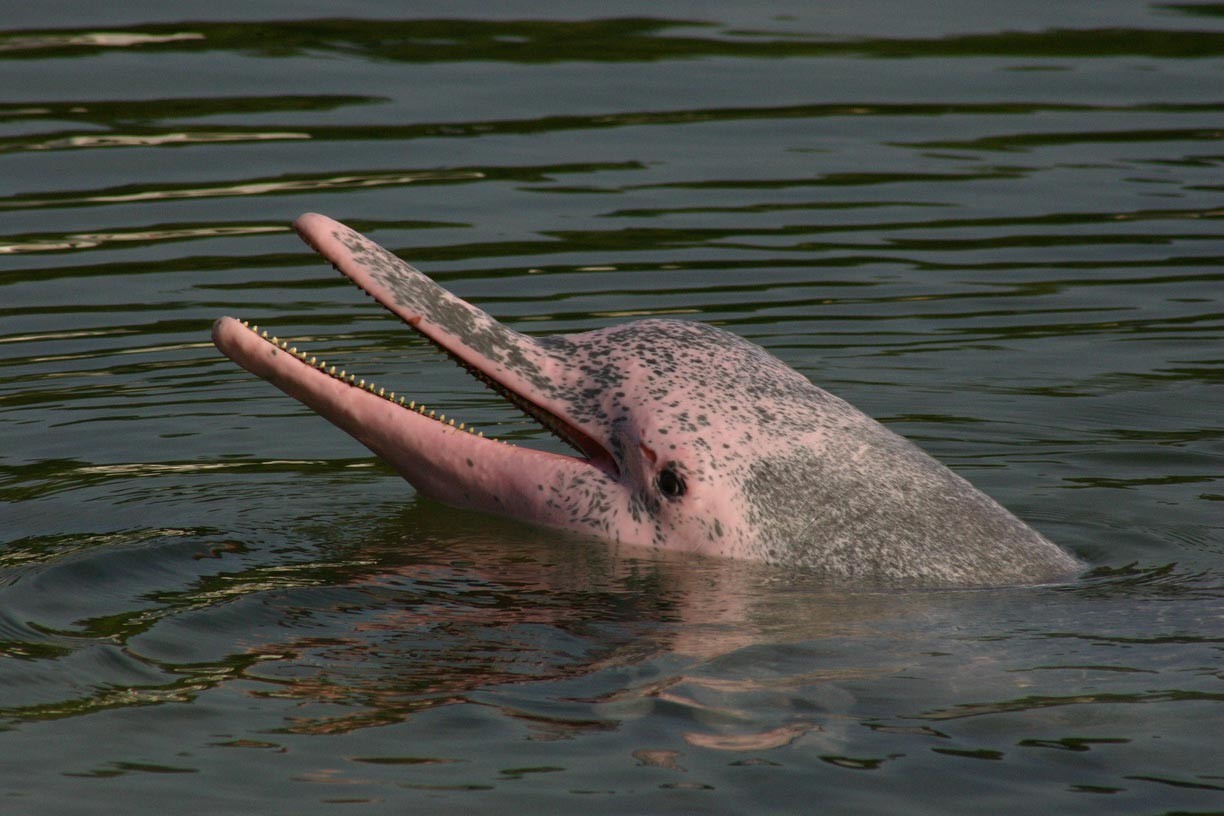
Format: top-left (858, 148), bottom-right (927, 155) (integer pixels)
top-left (261, 330), bottom-right (268, 338)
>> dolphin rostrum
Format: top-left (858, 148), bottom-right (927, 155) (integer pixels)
top-left (212, 214), bottom-right (1082, 586)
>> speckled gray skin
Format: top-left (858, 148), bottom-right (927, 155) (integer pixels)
top-left (212, 214), bottom-right (1082, 587)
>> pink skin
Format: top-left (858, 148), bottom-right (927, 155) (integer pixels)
top-left (213, 214), bottom-right (1083, 586)
top-left (211, 316), bottom-right (595, 523)
top-left (212, 214), bottom-right (647, 541)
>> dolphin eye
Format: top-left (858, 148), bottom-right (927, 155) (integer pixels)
top-left (657, 467), bottom-right (686, 499)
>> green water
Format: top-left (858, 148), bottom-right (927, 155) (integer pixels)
top-left (1, 2), bottom-right (1222, 813)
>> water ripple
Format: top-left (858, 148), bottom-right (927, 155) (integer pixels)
top-left (1, 4), bottom-right (1221, 811)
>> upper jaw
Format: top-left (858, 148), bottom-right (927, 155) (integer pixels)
top-left (290, 213), bottom-right (619, 477)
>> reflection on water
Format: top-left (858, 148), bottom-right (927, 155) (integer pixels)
top-left (4, 511), bottom-right (1220, 804)
top-left (4, 16), bottom-right (1223, 61)
top-left (0, 0), bottom-right (1221, 812)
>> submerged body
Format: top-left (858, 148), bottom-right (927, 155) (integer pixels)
top-left (212, 214), bottom-right (1081, 586)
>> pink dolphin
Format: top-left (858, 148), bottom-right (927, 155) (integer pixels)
top-left (212, 214), bottom-right (1082, 586)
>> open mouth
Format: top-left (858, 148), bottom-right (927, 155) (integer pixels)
top-left (223, 315), bottom-right (621, 475)
top-left (226, 318), bottom-right (486, 435)
top-left (216, 213), bottom-right (619, 478)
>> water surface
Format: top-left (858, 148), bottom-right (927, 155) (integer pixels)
top-left (1, 2), bottom-right (1222, 812)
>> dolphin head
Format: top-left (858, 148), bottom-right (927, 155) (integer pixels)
top-left (213, 214), bottom-right (1082, 586)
